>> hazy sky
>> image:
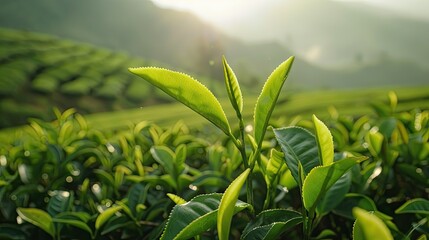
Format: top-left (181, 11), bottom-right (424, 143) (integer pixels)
top-left (151, 0), bottom-right (429, 25)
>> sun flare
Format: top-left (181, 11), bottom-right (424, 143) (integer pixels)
top-left (151, 0), bottom-right (262, 25)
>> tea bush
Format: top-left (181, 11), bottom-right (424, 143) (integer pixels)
top-left (0, 56), bottom-right (428, 239)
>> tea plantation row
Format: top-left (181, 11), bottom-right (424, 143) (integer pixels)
top-left (0, 28), bottom-right (183, 128)
top-left (0, 93), bottom-right (428, 239)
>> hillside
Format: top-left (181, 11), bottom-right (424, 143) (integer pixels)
top-left (0, 28), bottom-right (167, 128)
top-left (1, 0), bottom-right (428, 89)
top-left (219, 0), bottom-right (429, 69)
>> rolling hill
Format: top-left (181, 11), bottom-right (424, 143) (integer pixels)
top-left (1, 0), bottom-right (428, 89)
top-left (0, 28), bottom-right (168, 128)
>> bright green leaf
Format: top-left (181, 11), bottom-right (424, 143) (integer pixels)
top-left (0, 224), bottom-right (27, 240)
top-left (17, 208), bottom-right (55, 238)
top-left (353, 208), bottom-right (393, 240)
top-left (95, 205), bottom-right (123, 230)
top-left (274, 127), bottom-right (320, 187)
top-left (167, 193), bottom-right (186, 205)
top-left (312, 115), bottom-right (334, 166)
top-left (222, 55), bottom-right (243, 115)
top-left (218, 168), bottom-right (251, 240)
top-left (129, 67), bottom-right (231, 135)
top-left (395, 198), bottom-right (429, 215)
top-left (242, 209), bottom-right (302, 240)
top-left (254, 56), bottom-right (294, 146)
top-left (365, 129), bottom-right (384, 157)
top-left (302, 156), bottom-right (367, 211)
top-left (160, 193), bottom-right (250, 240)
top-left (175, 144), bottom-right (187, 172)
top-left (265, 149), bottom-right (285, 189)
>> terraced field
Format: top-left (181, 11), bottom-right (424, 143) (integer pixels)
top-left (1, 27), bottom-right (428, 137)
top-left (0, 28), bottom-right (174, 128)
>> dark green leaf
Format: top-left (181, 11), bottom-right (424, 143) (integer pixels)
top-left (0, 224), bottom-right (27, 240)
top-left (242, 209), bottom-right (302, 240)
top-left (395, 198), bottom-right (429, 215)
top-left (160, 193), bottom-right (250, 240)
top-left (334, 193), bottom-right (378, 220)
top-left (127, 183), bottom-right (148, 217)
top-left (52, 218), bottom-right (93, 238)
top-left (316, 171), bottom-right (352, 215)
top-left (47, 191), bottom-right (73, 216)
top-left (273, 127), bottom-right (319, 187)
top-left (150, 146), bottom-right (176, 178)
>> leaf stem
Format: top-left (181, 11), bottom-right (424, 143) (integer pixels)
top-left (229, 119), bottom-right (254, 208)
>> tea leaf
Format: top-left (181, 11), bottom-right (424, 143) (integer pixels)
top-left (395, 198), bottom-right (429, 215)
top-left (312, 115), bottom-right (334, 166)
top-left (167, 193), bottom-right (186, 205)
top-left (353, 208), bottom-right (393, 240)
top-left (47, 191), bottom-right (73, 216)
top-left (129, 67), bottom-right (231, 135)
top-left (242, 209), bottom-right (302, 240)
top-left (160, 193), bottom-right (250, 240)
top-left (365, 129), bottom-right (384, 157)
top-left (53, 218), bottom-right (93, 238)
top-left (95, 205), bottom-right (123, 230)
top-left (273, 127), bottom-right (319, 187)
top-left (150, 146), bottom-right (177, 178)
top-left (316, 171), bottom-right (352, 215)
top-left (127, 183), bottom-right (148, 217)
top-left (175, 144), bottom-right (187, 172)
top-left (265, 149), bottom-right (285, 191)
top-left (218, 168), bottom-right (251, 240)
top-left (302, 156), bottom-right (367, 211)
top-left (17, 208), bottom-right (55, 238)
top-left (0, 225), bottom-right (28, 240)
top-left (222, 56), bottom-right (243, 115)
top-left (254, 56), bottom-right (294, 146)
top-left (335, 193), bottom-right (378, 220)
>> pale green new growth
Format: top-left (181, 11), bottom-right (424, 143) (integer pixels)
top-left (167, 193), bottom-right (186, 205)
top-left (17, 208), bottom-right (55, 238)
top-left (129, 67), bottom-right (231, 135)
top-left (218, 168), bottom-right (251, 240)
top-left (353, 208), bottom-right (393, 240)
top-left (312, 115), bottom-right (334, 166)
top-left (254, 56), bottom-right (294, 146)
top-left (302, 156), bottom-right (367, 211)
top-left (222, 56), bottom-right (243, 115)
top-left (95, 205), bottom-right (123, 230)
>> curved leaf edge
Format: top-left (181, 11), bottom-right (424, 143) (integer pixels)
top-left (129, 67), bottom-right (231, 135)
top-left (253, 56), bottom-right (295, 145)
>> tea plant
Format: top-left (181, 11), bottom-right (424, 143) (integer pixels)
top-left (128, 56), bottom-right (406, 239)
top-left (1, 55), bottom-right (428, 239)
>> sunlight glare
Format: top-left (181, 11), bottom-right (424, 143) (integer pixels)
top-left (151, 0), bottom-right (265, 25)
